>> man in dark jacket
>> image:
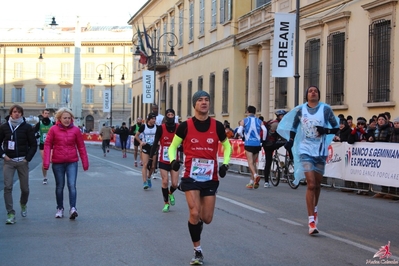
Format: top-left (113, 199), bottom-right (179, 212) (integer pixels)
top-left (115, 122), bottom-right (130, 158)
top-left (0, 105), bottom-right (37, 224)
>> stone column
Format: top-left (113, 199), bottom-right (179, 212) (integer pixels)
top-left (261, 41), bottom-right (271, 118)
top-left (247, 45), bottom-right (259, 108)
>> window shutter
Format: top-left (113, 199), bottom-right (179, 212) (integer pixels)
top-left (21, 88), bottom-right (26, 102)
top-left (12, 88), bottom-right (15, 102)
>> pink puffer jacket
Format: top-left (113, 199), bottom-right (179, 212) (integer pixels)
top-left (43, 121), bottom-right (89, 171)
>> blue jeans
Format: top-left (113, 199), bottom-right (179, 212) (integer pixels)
top-left (52, 162), bottom-right (78, 210)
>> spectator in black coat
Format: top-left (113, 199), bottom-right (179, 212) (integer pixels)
top-left (115, 122), bottom-right (130, 158)
top-left (333, 118), bottom-right (351, 142)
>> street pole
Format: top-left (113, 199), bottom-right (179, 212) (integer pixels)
top-left (110, 62), bottom-right (113, 126)
top-left (153, 29), bottom-right (157, 105)
top-left (294, 0), bottom-right (300, 106)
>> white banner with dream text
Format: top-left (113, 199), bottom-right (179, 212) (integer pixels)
top-left (272, 13), bottom-right (296, 77)
top-left (142, 70), bottom-right (154, 103)
top-left (103, 89), bottom-right (111, 113)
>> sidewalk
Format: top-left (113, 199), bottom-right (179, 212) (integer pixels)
top-left (0, 148), bottom-right (189, 266)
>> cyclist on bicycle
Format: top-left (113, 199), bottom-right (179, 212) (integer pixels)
top-left (262, 110), bottom-right (290, 187)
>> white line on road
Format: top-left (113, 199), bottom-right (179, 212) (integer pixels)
top-left (216, 195), bottom-right (266, 214)
top-left (88, 153), bottom-right (142, 174)
top-left (278, 218), bottom-right (399, 260)
top-left (278, 218), bottom-right (303, 226)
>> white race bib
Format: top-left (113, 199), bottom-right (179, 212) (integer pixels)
top-left (145, 135), bottom-right (155, 144)
top-left (190, 158), bottom-right (214, 182)
top-left (162, 146), bottom-right (170, 162)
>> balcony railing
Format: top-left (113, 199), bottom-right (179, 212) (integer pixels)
top-left (46, 103), bottom-right (72, 109)
top-left (146, 52), bottom-right (171, 72)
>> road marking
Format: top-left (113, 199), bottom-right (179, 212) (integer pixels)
top-left (217, 195), bottom-right (266, 214)
top-left (278, 218), bottom-right (399, 260)
top-left (321, 231), bottom-right (399, 260)
top-left (278, 218), bottom-right (303, 226)
top-left (88, 153), bottom-right (142, 174)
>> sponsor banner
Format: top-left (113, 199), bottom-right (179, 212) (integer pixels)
top-left (103, 89), bottom-right (111, 112)
top-left (344, 142), bottom-right (399, 187)
top-left (82, 134), bottom-right (399, 188)
top-left (324, 142), bottom-right (345, 178)
top-left (142, 70), bottom-right (154, 103)
top-left (272, 13), bottom-right (296, 77)
top-left (217, 139), bottom-right (264, 168)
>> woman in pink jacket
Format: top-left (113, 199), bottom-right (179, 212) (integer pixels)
top-left (43, 108), bottom-right (89, 219)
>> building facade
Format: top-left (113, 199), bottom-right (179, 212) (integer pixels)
top-left (0, 24), bottom-right (133, 131)
top-left (129, 0), bottom-right (398, 126)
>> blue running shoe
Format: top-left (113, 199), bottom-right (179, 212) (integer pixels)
top-left (147, 178), bottom-right (152, 188)
top-left (143, 181), bottom-right (149, 190)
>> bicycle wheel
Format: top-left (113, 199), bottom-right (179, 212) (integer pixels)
top-left (286, 160), bottom-right (299, 189)
top-left (270, 159), bottom-right (280, 186)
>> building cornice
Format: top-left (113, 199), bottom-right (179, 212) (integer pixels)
top-left (0, 41), bottom-right (132, 47)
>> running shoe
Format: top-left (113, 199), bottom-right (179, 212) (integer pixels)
top-left (308, 221), bottom-right (319, 235)
top-left (254, 174), bottom-right (261, 189)
top-left (140, 161), bottom-right (143, 166)
top-left (143, 181), bottom-right (149, 189)
top-left (6, 213), bottom-right (16, 224)
top-left (264, 182), bottom-right (271, 188)
top-left (43, 178), bottom-right (48, 185)
top-left (169, 194), bottom-right (175, 206)
top-left (107, 149), bottom-right (109, 153)
top-left (69, 207), bottom-right (78, 220)
top-left (190, 250), bottom-right (204, 265)
top-left (147, 178), bottom-right (152, 188)
top-left (134, 162), bottom-right (138, 167)
top-left (162, 203), bottom-right (170, 213)
top-left (55, 208), bottom-right (64, 218)
top-left (314, 212), bottom-right (318, 225)
top-left (246, 183), bottom-right (254, 189)
top-left (21, 204), bottom-right (27, 217)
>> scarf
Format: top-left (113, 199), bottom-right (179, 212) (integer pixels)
top-left (9, 117), bottom-right (24, 128)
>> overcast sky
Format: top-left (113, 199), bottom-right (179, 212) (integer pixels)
top-left (1, 0), bottom-right (148, 28)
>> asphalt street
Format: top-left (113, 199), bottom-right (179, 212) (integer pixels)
top-left (1, 144), bottom-right (399, 266)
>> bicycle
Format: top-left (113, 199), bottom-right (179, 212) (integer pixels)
top-left (269, 147), bottom-right (299, 189)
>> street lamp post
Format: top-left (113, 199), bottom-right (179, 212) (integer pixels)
top-left (96, 62), bottom-right (127, 126)
top-left (133, 29), bottom-right (177, 105)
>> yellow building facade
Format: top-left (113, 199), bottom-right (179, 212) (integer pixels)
top-left (0, 25), bottom-right (133, 131)
top-left (129, 0), bottom-right (398, 125)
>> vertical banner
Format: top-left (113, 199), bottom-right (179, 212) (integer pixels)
top-left (143, 70), bottom-right (154, 103)
top-left (272, 13), bottom-right (296, 77)
top-left (103, 89), bottom-right (111, 112)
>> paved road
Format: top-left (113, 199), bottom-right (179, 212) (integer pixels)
top-left (1, 145), bottom-right (399, 265)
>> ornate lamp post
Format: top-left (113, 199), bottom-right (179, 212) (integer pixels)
top-left (133, 28), bottom-right (178, 105)
top-left (96, 62), bottom-right (127, 126)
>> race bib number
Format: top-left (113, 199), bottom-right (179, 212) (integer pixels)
top-left (8, 141), bottom-right (15, 150)
top-left (190, 158), bottom-right (214, 182)
top-left (42, 132), bottom-right (47, 142)
top-left (162, 147), bottom-right (170, 162)
top-left (145, 135), bottom-right (155, 144)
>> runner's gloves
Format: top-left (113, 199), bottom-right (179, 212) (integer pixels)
top-left (316, 126), bottom-right (331, 135)
top-left (147, 159), bottom-right (153, 171)
top-left (171, 160), bottom-right (181, 172)
top-left (219, 164), bottom-right (229, 178)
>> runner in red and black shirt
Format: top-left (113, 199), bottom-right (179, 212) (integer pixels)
top-left (168, 91), bottom-right (231, 265)
top-left (148, 109), bottom-right (179, 213)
